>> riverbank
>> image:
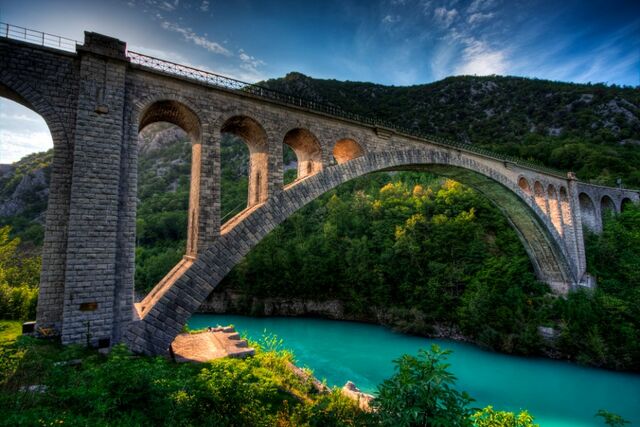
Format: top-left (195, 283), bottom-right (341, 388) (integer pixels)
top-left (197, 289), bottom-right (586, 368)
top-left (0, 320), bottom-right (370, 426)
top-left (188, 314), bottom-right (640, 427)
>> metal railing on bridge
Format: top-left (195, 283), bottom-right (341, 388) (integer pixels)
top-left (0, 21), bottom-right (565, 176)
top-left (0, 22), bottom-right (78, 52)
top-left (127, 51), bottom-right (565, 176)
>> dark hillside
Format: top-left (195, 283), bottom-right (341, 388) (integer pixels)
top-left (263, 74), bottom-right (640, 186)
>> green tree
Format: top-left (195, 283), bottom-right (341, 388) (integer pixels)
top-left (0, 226), bottom-right (39, 320)
top-left (372, 345), bottom-right (473, 426)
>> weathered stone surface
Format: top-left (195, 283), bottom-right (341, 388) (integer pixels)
top-left (2, 30), bottom-right (639, 355)
top-left (342, 381), bottom-right (375, 411)
top-left (170, 327), bottom-right (255, 363)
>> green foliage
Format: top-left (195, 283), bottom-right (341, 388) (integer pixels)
top-left (0, 226), bottom-right (39, 320)
top-left (595, 409), bottom-right (631, 427)
top-left (221, 174), bottom-right (549, 356)
top-left (263, 74), bottom-right (640, 188)
top-left (552, 203), bottom-right (640, 370)
top-left (0, 324), bottom-right (367, 426)
top-left (372, 344), bottom-right (474, 426)
top-left (470, 406), bottom-right (539, 427)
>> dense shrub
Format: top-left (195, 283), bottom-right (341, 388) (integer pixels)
top-left (372, 345), bottom-right (473, 426)
top-left (0, 226), bottom-right (39, 320)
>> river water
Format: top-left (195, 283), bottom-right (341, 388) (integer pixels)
top-left (188, 314), bottom-right (640, 426)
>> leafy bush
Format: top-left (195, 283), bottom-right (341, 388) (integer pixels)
top-left (471, 406), bottom-right (539, 427)
top-left (0, 226), bottom-right (40, 320)
top-left (372, 344), bottom-right (474, 426)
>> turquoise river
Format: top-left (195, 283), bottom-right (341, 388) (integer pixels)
top-left (188, 314), bottom-right (640, 426)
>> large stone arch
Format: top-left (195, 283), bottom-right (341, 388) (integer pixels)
top-left (125, 148), bottom-right (578, 355)
top-left (0, 72), bottom-right (74, 333)
top-left (136, 99), bottom-right (204, 257)
top-left (220, 115), bottom-right (269, 208)
top-left (333, 138), bottom-right (365, 164)
top-left (283, 128), bottom-right (323, 182)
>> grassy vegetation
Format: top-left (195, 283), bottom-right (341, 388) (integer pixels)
top-left (1, 320), bottom-right (551, 426)
top-left (0, 320), bottom-right (372, 426)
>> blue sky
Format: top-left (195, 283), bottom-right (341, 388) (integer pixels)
top-left (1, 0), bottom-right (639, 162)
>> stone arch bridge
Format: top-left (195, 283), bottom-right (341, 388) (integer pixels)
top-left (1, 27), bottom-right (638, 355)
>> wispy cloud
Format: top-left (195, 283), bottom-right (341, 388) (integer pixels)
top-left (454, 39), bottom-right (509, 76)
top-left (467, 12), bottom-right (494, 25)
top-left (238, 49), bottom-right (266, 77)
top-left (159, 0), bottom-right (179, 12)
top-left (467, 0), bottom-right (497, 14)
top-left (434, 7), bottom-right (458, 28)
top-left (382, 14), bottom-right (401, 24)
top-left (160, 20), bottom-right (230, 55)
top-left (199, 1), bottom-right (209, 12)
top-left (0, 129), bottom-right (53, 164)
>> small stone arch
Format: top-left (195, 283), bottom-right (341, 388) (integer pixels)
top-left (533, 181), bottom-right (547, 214)
top-left (579, 192), bottom-right (598, 232)
top-left (601, 195), bottom-right (616, 213)
top-left (518, 177), bottom-right (532, 196)
top-left (283, 128), bottom-right (323, 182)
top-left (221, 115), bottom-right (269, 206)
top-left (621, 198), bottom-right (634, 212)
top-left (547, 184), bottom-right (563, 234)
top-left (138, 99), bottom-right (204, 256)
top-left (139, 99), bottom-right (202, 142)
top-left (333, 138), bottom-right (365, 164)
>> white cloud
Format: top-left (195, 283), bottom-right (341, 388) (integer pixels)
top-left (200, 0), bottom-right (209, 12)
top-left (434, 7), bottom-right (458, 28)
top-left (160, 1), bottom-right (176, 11)
top-left (420, 0), bottom-right (433, 14)
top-left (0, 113), bottom-right (43, 123)
top-left (382, 15), bottom-right (401, 24)
top-left (467, 0), bottom-right (497, 13)
top-left (160, 20), bottom-right (230, 55)
top-left (467, 12), bottom-right (494, 24)
top-left (0, 130), bottom-right (53, 164)
top-left (454, 39), bottom-right (508, 75)
top-left (237, 49), bottom-right (266, 78)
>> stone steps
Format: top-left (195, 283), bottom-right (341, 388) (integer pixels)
top-left (170, 326), bottom-right (255, 363)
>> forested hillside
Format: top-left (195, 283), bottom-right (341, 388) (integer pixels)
top-left (264, 73), bottom-right (640, 187)
top-left (1, 74), bottom-right (639, 370)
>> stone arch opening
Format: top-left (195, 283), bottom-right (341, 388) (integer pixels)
top-left (621, 198), bottom-right (633, 212)
top-left (579, 192), bottom-right (598, 232)
top-left (221, 116), bottom-right (269, 209)
top-left (533, 181), bottom-right (547, 214)
top-left (600, 195), bottom-right (616, 228)
top-left (333, 138), bottom-right (364, 164)
top-left (518, 177), bottom-right (532, 196)
top-left (0, 81), bottom-right (71, 333)
top-left (547, 184), bottom-right (563, 234)
top-left (283, 128), bottom-right (322, 184)
top-left (138, 100), bottom-right (202, 260)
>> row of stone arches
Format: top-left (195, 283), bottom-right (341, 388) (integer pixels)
top-left (517, 176), bottom-right (572, 239)
top-left (136, 99), bottom-right (367, 255)
top-left (137, 100), bottom-right (366, 202)
top-left (578, 192), bottom-right (633, 232)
